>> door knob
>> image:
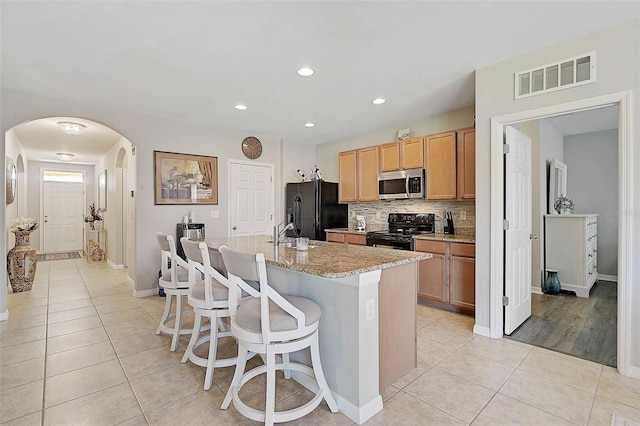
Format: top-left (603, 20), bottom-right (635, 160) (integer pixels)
top-left (232, 226), bottom-right (237, 230)
top-left (529, 233), bottom-right (538, 240)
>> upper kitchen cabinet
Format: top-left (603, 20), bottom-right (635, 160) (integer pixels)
top-left (401, 136), bottom-right (424, 169)
top-left (379, 137), bottom-right (424, 172)
top-left (339, 146), bottom-right (379, 203)
top-left (357, 146), bottom-right (379, 201)
top-left (425, 131), bottom-right (457, 200)
top-left (379, 142), bottom-right (400, 172)
top-left (456, 127), bottom-right (476, 200)
top-left (339, 150), bottom-right (358, 202)
top-left (425, 128), bottom-right (475, 201)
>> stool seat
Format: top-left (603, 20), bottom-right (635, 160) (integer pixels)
top-left (160, 266), bottom-right (190, 288)
top-left (189, 279), bottom-right (229, 308)
top-left (235, 296), bottom-right (321, 334)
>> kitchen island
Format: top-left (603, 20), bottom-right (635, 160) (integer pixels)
top-left (205, 235), bottom-right (430, 424)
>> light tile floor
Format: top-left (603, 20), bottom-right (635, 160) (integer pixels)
top-left (1, 259), bottom-right (639, 425)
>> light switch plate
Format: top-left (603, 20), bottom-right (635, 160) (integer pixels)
top-left (460, 211), bottom-right (467, 220)
top-left (211, 210), bottom-right (220, 219)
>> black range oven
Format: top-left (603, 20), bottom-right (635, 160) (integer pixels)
top-left (366, 213), bottom-right (435, 251)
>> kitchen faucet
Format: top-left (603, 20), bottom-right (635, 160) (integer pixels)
top-left (273, 221), bottom-right (294, 245)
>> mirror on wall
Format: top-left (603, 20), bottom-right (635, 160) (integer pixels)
top-left (548, 159), bottom-right (567, 214)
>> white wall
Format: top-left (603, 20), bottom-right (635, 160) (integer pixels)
top-left (476, 19), bottom-right (640, 369)
top-left (4, 129), bottom-right (28, 270)
top-left (564, 129), bottom-right (618, 276)
top-left (0, 88), bottom-right (315, 307)
top-left (315, 106), bottom-right (475, 182)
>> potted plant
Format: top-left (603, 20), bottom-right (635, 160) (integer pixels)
top-left (84, 203), bottom-right (103, 229)
top-left (7, 217), bottom-right (39, 292)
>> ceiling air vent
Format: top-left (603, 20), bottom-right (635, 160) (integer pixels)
top-left (515, 52), bottom-right (596, 99)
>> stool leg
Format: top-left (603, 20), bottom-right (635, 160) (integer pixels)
top-left (265, 345), bottom-right (276, 426)
top-left (203, 314), bottom-right (219, 390)
top-left (182, 310), bottom-right (201, 363)
top-left (171, 294), bottom-right (183, 351)
top-left (310, 332), bottom-right (338, 413)
top-left (282, 353), bottom-right (291, 380)
top-left (156, 292), bottom-right (173, 335)
top-left (222, 344), bottom-right (248, 410)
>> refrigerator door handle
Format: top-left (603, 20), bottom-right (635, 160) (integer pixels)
top-left (293, 195), bottom-right (302, 236)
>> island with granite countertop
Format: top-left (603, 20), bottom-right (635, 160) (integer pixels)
top-left (205, 235), bottom-right (430, 424)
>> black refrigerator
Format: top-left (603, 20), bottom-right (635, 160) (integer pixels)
top-left (285, 181), bottom-right (348, 241)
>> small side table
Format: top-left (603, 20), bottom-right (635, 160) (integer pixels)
top-left (84, 228), bottom-right (107, 263)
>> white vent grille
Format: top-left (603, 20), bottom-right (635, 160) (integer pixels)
top-left (515, 52), bottom-right (596, 99)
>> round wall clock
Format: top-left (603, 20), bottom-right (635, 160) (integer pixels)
top-left (241, 136), bottom-right (262, 160)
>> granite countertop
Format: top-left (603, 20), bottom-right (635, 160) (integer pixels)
top-left (413, 233), bottom-right (475, 244)
top-left (205, 235), bottom-right (430, 279)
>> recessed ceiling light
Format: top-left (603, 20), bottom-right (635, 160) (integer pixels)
top-left (304, 122), bottom-right (315, 128)
top-left (297, 67), bottom-right (314, 77)
top-left (371, 98), bottom-right (386, 105)
top-left (235, 104), bottom-right (247, 110)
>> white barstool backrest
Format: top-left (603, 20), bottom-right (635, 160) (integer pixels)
top-left (181, 238), bottom-right (230, 309)
top-left (219, 247), bottom-right (306, 344)
top-left (157, 232), bottom-right (190, 286)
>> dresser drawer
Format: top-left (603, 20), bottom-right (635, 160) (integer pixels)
top-left (415, 240), bottom-right (446, 254)
top-left (326, 232), bottom-right (345, 243)
top-left (450, 243), bottom-right (475, 258)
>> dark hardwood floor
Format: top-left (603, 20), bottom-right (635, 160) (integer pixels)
top-left (506, 280), bottom-right (617, 367)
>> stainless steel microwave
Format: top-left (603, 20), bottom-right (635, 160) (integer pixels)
top-left (378, 168), bottom-right (425, 200)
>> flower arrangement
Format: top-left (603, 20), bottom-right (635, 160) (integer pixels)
top-left (554, 195), bottom-right (575, 214)
top-left (9, 217), bottom-right (39, 232)
top-left (84, 203), bottom-right (102, 222)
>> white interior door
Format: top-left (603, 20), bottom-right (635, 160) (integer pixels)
top-left (229, 162), bottom-right (273, 237)
top-left (43, 182), bottom-right (84, 253)
top-left (504, 126), bottom-right (533, 335)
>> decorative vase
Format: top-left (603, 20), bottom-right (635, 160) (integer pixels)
top-left (543, 269), bottom-right (561, 295)
top-left (93, 220), bottom-right (103, 230)
top-left (7, 230), bottom-right (38, 292)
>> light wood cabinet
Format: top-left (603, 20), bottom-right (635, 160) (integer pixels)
top-left (401, 137), bottom-right (424, 169)
top-left (326, 231), bottom-right (366, 246)
top-left (425, 131), bottom-right (457, 200)
top-left (416, 239), bottom-right (475, 315)
top-left (338, 150), bottom-right (357, 203)
top-left (357, 146), bottom-right (379, 202)
top-left (456, 127), bottom-right (476, 200)
top-left (425, 128), bottom-right (475, 201)
top-left (379, 142), bottom-right (400, 172)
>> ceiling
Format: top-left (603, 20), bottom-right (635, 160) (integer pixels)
top-left (2, 2), bottom-right (638, 163)
top-left (545, 105), bottom-right (619, 136)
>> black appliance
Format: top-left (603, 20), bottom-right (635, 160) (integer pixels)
top-left (378, 168), bottom-right (425, 200)
top-left (176, 223), bottom-right (205, 259)
top-left (366, 213), bottom-right (435, 250)
top-left (285, 181), bottom-right (348, 241)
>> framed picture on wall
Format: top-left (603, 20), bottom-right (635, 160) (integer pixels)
top-left (154, 151), bottom-right (218, 205)
top-left (98, 169), bottom-right (107, 211)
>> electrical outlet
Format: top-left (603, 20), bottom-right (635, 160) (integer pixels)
top-left (376, 211), bottom-right (381, 219)
top-left (459, 211), bottom-right (467, 220)
top-left (211, 210), bottom-right (220, 219)
top-left (366, 299), bottom-right (376, 322)
top-left (351, 212), bottom-right (356, 218)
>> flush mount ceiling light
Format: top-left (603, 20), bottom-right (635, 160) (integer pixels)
top-left (235, 104), bottom-right (248, 110)
top-left (371, 98), bottom-right (386, 105)
top-left (304, 122), bottom-right (315, 127)
top-left (297, 67), bottom-right (314, 77)
top-left (56, 153), bottom-right (74, 162)
top-left (57, 121), bottom-right (85, 136)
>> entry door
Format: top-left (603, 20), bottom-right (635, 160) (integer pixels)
top-left (504, 126), bottom-right (533, 335)
top-left (43, 182), bottom-right (84, 252)
top-left (229, 162), bottom-right (273, 237)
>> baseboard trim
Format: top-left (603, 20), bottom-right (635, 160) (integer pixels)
top-left (134, 288), bottom-right (157, 298)
top-left (473, 324), bottom-right (492, 338)
top-left (333, 392), bottom-right (383, 425)
top-left (127, 276), bottom-right (135, 286)
top-left (598, 274), bottom-right (618, 282)
top-left (107, 259), bottom-right (125, 270)
top-left (623, 364), bottom-right (640, 380)
top-left (0, 310), bottom-right (8, 322)
top-left (531, 286), bottom-right (543, 295)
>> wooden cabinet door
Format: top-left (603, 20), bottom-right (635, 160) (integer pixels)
top-left (426, 131), bottom-right (457, 200)
top-left (357, 146), bottom-right (379, 202)
top-left (449, 256), bottom-right (475, 310)
top-left (418, 255), bottom-right (447, 302)
top-left (339, 150), bottom-right (357, 203)
top-left (457, 128), bottom-right (475, 200)
top-left (379, 142), bottom-right (400, 172)
top-left (326, 232), bottom-right (345, 243)
top-left (401, 137), bottom-right (424, 169)
top-left (345, 234), bottom-right (366, 245)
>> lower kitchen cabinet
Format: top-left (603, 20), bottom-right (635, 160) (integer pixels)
top-left (416, 240), bottom-right (475, 315)
top-left (326, 231), bottom-right (366, 245)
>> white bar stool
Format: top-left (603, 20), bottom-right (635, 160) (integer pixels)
top-left (180, 238), bottom-right (244, 390)
top-left (219, 247), bottom-right (338, 426)
top-left (155, 232), bottom-right (193, 351)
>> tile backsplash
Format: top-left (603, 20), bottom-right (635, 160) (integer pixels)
top-left (348, 199), bottom-right (475, 236)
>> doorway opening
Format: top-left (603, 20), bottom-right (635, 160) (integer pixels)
top-left (489, 91), bottom-right (633, 376)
